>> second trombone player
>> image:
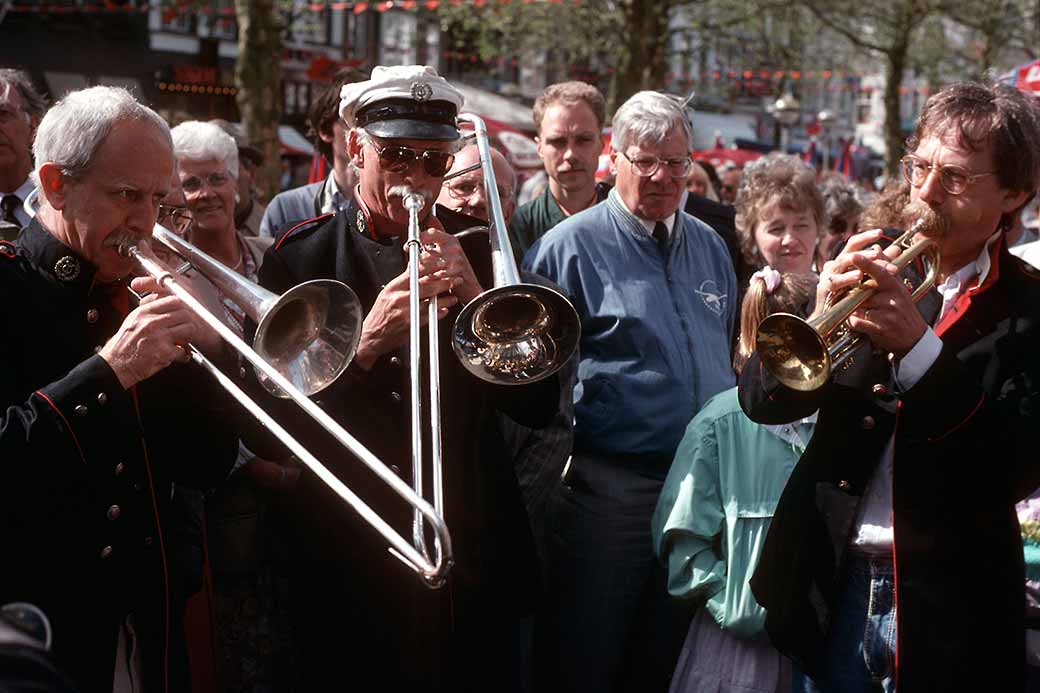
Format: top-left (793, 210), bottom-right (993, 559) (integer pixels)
top-left (243, 65), bottom-right (562, 692)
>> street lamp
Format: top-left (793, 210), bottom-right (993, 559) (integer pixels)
top-left (818, 109), bottom-right (836, 171)
top-left (773, 93), bottom-right (801, 153)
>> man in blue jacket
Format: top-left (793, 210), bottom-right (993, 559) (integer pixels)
top-left (524, 90), bottom-right (737, 693)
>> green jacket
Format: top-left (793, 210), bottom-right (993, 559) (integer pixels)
top-left (652, 387), bottom-right (814, 640)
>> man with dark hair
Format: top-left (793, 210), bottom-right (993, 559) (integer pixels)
top-left (740, 81), bottom-right (1040, 692)
top-left (248, 64), bottom-right (558, 692)
top-left (0, 68), bottom-right (47, 240)
top-left (510, 81), bottom-right (608, 256)
top-left (259, 67), bottom-right (367, 237)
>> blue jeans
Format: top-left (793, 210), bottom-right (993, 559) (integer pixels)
top-left (794, 554), bottom-right (897, 693)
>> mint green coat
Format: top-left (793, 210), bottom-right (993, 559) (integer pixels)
top-left (652, 387), bottom-right (815, 640)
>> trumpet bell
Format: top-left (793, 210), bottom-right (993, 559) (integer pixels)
top-left (755, 312), bottom-right (831, 392)
top-left (254, 279), bottom-right (362, 398)
top-left (453, 283), bottom-right (580, 385)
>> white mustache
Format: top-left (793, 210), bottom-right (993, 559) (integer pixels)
top-left (388, 185), bottom-right (432, 202)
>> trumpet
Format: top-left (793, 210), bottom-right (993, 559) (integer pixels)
top-left (123, 228), bottom-right (455, 587)
top-left (755, 220), bottom-right (939, 392)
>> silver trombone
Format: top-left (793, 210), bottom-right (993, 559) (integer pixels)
top-left (123, 227), bottom-right (455, 586)
top-left (452, 113), bottom-right (580, 385)
top-left (402, 113), bottom-right (581, 567)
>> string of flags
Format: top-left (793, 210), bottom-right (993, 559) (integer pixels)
top-left (4, 0), bottom-right (582, 15)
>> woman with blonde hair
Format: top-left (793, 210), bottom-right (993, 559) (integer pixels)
top-left (654, 268), bottom-right (818, 693)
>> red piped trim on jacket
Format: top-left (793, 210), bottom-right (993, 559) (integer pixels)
top-left (0, 241), bottom-right (16, 259)
top-left (33, 390), bottom-right (86, 464)
top-left (934, 236), bottom-right (1003, 338)
top-left (353, 186), bottom-right (379, 241)
top-left (274, 213), bottom-right (334, 251)
top-left (928, 392), bottom-right (987, 443)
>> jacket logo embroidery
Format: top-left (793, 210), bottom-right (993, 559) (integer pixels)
top-left (696, 279), bottom-right (727, 316)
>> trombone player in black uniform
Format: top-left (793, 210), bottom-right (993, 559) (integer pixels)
top-left (246, 65), bottom-right (562, 691)
top-left (739, 81), bottom-right (1040, 692)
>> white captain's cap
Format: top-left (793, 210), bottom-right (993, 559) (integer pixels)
top-left (339, 65), bottom-right (465, 142)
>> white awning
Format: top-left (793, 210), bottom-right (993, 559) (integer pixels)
top-left (454, 83), bottom-right (533, 133)
top-left (278, 125), bottom-right (315, 156)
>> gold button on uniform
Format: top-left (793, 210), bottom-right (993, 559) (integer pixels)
top-left (86, 308), bottom-right (99, 324)
top-left (838, 480), bottom-right (851, 491)
top-left (114, 463), bottom-right (125, 477)
top-left (97, 392), bottom-right (108, 406)
top-left (390, 391), bottom-right (402, 404)
top-left (107, 505), bottom-right (121, 521)
top-left (872, 384), bottom-right (889, 397)
top-left (99, 546), bottom-right (113, 559)
top-left (860, 415), bottom-right (876, 430)
top-left (74, 405), bottom-right (88, 417)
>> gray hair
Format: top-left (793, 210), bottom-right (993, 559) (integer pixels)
top-left (170, 120), bottom-right (239, 179)
top-left (818, 174), bottom-right (863, 229)
top-left (33, 85), bottom-right (171, 182)
top-left (0, 69), bottom-right (48, 120)
top-left (611, 91), bottom-right (693, 153)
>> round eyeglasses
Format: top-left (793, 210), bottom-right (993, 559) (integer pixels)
top-left (620, 151), bottom-right (693, 179)
top-left (373, 143), bottom-right (455, 178)
top-left (900, 154), bottom-right (995, 196)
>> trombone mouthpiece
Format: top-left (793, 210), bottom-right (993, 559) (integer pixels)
top-left (403, 193), bottom-right (426, 213)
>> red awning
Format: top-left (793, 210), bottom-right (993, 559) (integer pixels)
top-left (1017, 59), bottom-right (1040, 94)
top-left (460, 114), bottom-right (541, 170)
top-left (693, 147), bottom-right (764, 168)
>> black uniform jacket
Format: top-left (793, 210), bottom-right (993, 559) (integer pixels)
top-left (0, 220), bottom-right (237, 692)
top-left (245, 200), bottom-right (559, 687)
top-left (739, 234), bottom-right (1040, 690)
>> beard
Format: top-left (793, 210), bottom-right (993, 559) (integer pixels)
top-left (904, 199), bottom-right (951, 239)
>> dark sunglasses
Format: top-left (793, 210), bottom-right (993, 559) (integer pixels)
top-left (372, 143), bottom-right (455, 177)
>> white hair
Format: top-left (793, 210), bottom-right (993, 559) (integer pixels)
top-left (611, 91), bottom-right (693, 154)
top-left (170, 120), bottom-right (239, 179)
top-left (33, 85), bottom-right (171, 181)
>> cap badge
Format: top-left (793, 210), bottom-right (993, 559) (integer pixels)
top-left (54, 255), bottom-right (81, 282)
top-left (410, 81), bottom-right (433, 103)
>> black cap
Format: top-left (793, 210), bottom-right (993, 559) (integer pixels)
top-left (355, 98), bottom-right (459, 142)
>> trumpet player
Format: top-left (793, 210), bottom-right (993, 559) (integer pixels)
top-left (0, 86), bottom-right (236, 692)
top-left (739, 81), bottom-right (1040, 692)
top-left (247, 65), bottom-right (560, 691)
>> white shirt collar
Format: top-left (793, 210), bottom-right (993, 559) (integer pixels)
top-left (936, 230), bottom-right (1001, 320)
top-left (321, 171), bottom-right (350, 215)
top-left (614, 191), bottom-right (677, 238)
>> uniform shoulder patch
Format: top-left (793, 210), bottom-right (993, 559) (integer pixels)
top-left (274, 212), bottom-right (335, 251)
top-left (0, 240), bottom-right (16, 259)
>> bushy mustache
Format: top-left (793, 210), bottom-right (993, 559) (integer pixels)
top-left (388, 186), bottom-right (432, 203)
top-left (904, 199), bottom-right (951, 238)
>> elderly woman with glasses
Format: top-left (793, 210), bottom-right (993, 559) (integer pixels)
top-left (168, 120), bottom-right (292, 692)
top-left (734, 153), bottom-right (825, 284)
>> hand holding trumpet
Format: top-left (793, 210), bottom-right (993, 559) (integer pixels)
top-left (814, 228), bottom-right (930, 359)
